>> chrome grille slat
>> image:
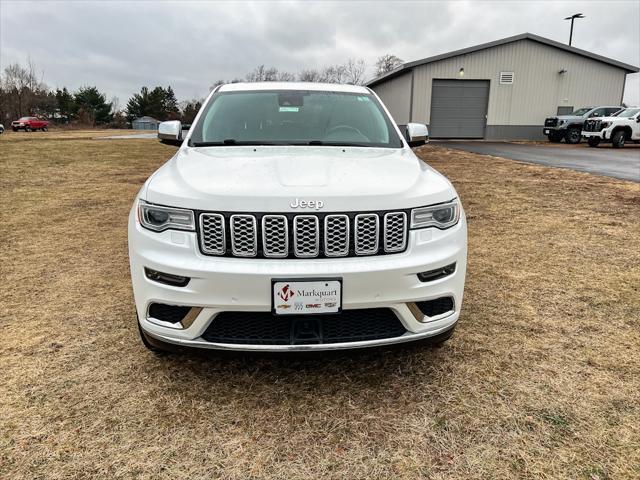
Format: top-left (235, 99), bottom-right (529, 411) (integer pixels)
top-left (384, 212), bottom-right (407, 253)
top-left (293, 215), bottom-right (319, 258)
top-left (200, 213), bottom-right (226, 255)
top-left (262, 215), bottom-right (288, 258)
top-left (324, 215), bottom-right (349, 257)
top-left (355, 214), bottom-right (379, 255)
top-left (230, 215), bottom-right (257, 257)
top-left (199, 210), bottom-right (407, 258)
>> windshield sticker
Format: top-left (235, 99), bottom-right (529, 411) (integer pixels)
top-left (279, 106), bottom-right (299, 112)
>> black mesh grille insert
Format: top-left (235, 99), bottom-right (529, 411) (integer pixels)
top-left (415, 297), bottom-right (454, 317)
top-left (201, 309), bottom-right (406, 345)
top-left (148, 303), bottom-right (191, 324)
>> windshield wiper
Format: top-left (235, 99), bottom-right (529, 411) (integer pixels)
top-left (307, 140), bottom-right (371, 147)
top-left (192, 139), bottom-right (282, 147)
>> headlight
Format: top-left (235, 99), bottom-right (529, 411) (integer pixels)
top-left (138, 200), bottom-right (195, 232)
top-left (601, 122), bottom-right (610, 128)
top-left (411, 199), bottom-right (460, 229)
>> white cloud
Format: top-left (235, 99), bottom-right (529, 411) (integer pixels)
top-left (1, 0), bottom-right (638, 104)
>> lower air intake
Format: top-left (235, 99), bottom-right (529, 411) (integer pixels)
top-left (148, 303), bottom-right (192, 324)
top-left (201, 309), bottom-right (406, 345)
top-left (415, 297), bottom-right (455, 317)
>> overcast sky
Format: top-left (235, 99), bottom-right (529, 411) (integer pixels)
top-left (1, 0), bottom-right (639, 107)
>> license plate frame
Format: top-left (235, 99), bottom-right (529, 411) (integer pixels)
top-left (271, 278), bottom-right (343, 315)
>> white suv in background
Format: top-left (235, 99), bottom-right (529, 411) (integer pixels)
top-left (129, 82), bottom-right (467, 352)
top-left (582, 107), bottom-right (640, 148)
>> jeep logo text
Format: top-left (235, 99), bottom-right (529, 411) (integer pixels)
top-left (290, 198), bottom-right (324, 210)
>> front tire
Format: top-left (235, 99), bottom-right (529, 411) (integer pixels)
top-left (565, 127), bottom-right (581, 144)
top-left (12, 127), bottom-right (18, 132)
top-left (42, 126), bottom-right (48, 132)
top-left (612, 131), bottom-right (625, 148)
top-left (587, 137), bottom-right (601, 148)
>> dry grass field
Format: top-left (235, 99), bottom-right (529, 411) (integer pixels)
top-left (1, 131), bottom-right (639, 479)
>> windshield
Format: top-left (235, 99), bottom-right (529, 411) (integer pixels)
top-left (570, 108), bottom-right (591, 116)
top-left (190, 90), bottom-right (403, 148)
top-left (613, 108), bottom-right (640, 118)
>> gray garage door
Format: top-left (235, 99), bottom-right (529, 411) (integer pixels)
top-left (429, 79), bottom-right (489, 138)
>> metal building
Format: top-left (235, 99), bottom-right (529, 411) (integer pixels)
top-left (368, 33), bottom-right (639, 140)
top-left (132, 116), bottom-right (160, 130)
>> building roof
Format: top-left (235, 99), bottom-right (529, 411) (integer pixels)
top-left (133, 116), bottom-right (159, 123)
top-left (367, 33), bottom-right (639, 87)
top-left (218, 82), bottom-right (369, 93)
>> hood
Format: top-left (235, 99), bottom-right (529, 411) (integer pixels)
top-left (144, 146), bottom-right (455, 212)
top-left (594, 115), bottom-right (629, 122)
top-left (553, 115), bottom-right (583, 122)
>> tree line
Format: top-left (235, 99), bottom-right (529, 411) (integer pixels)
top-left (0, 54), bottom-right (403, 127)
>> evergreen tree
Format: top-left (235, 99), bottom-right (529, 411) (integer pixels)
top-left (126, 86), bottom-right (151, 122)
top-left (56, 87), bottom-right (76, 120)
top-left (74, 86), bottom-right (113, 125)
top-left (164, 86), bottom-right (180, 120)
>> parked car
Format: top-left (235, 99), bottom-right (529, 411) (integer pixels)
top-left (129, 82), bottom-right (467, 353)
top-left (11, 116), bottom-right (49, 131)
top-left (582, 107), bottom-right (640, 148)
top-left (543, 106), bottom-right (622, 144)
top-left (0, 123), bottom-right (4, 134)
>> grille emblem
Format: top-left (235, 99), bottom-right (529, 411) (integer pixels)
top-left (290, 198), bottom-right (324, 210)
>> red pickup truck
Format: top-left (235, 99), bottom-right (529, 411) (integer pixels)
top-left (11, 117), bottom-right (49, 132)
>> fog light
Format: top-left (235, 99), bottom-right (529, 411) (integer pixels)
top-left (144, 267), bottom-right (190, 287)
top-left (417, 263), bottom-right (456, 282)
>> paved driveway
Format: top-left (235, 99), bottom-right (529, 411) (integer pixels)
top-left (433, 141), bottom-right (640, 182)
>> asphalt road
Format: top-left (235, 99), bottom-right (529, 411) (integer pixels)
top-left (434, 141), bottom-right (640, 182)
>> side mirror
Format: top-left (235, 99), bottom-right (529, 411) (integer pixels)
top-left (158, 120), bottom-right (183, 145)
top-left (405, 123), bottom-right (429, 147)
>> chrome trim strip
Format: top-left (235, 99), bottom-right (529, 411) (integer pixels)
top-left (199, 213), bottom-right (226, 255)
top-left (261, 215), bottom-right (289, 258)
top-left (230, 214), bottom-right (257, 257)
top-left (407, 296), bottom-right (456, 323)
top-left (354, 213), bottom-right (379, 255)
top-left (293, 215), bottom-right (319, 258)
top-left (383, 211), bottom-right (407, 253)
top-left (144, 319), bottom-right (458, 352)
top-left (146, 306), bottom-right (203, 330)
top-left (324, 214), bottom-right (350, 257)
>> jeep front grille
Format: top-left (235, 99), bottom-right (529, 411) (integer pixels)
top-left (544, 118), bottom-right (558, 127)
top-left (198, 210), bottom-right (409, 259)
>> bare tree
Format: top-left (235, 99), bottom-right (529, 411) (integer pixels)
top-left (375, 54), bottom-right (404, 76)
top-left (318, 65), bottom-right (347, 84)
top-left (344, 58), bottom-right (367, 85)
top-left (1, 59), bottom-right (49, 119)
top-left (277, 71), bottom-right (296, 82)
top-left (246, 65), bottom-right (282, 82)
top-left (298, 69), bottom-right (321, 82)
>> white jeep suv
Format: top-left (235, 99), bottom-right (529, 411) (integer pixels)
top-left (129, 82), bottom-right (467, 352)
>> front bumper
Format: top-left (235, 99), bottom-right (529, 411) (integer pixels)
top-left (582, 129), bottom-right (611, 140)
top-left (129, 206), bottom-right (467, 352)
top-left (543, 127), bottom-right (566, 136)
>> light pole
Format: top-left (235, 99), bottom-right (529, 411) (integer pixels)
top-left (564, 13), bottom-right (585, 46)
